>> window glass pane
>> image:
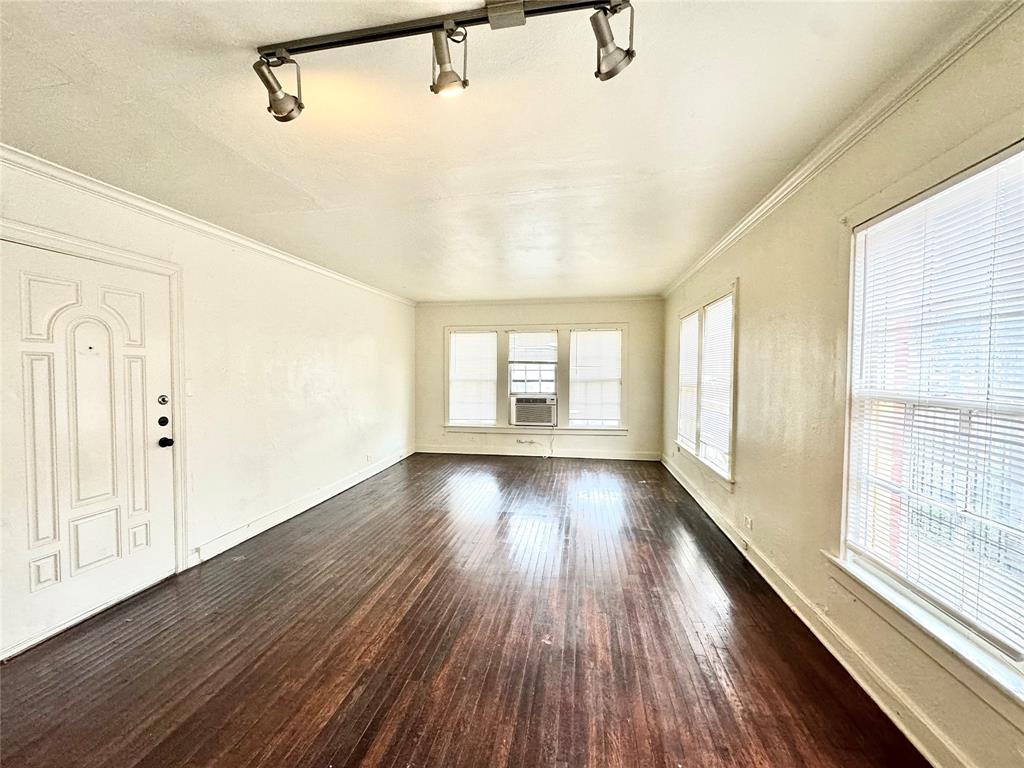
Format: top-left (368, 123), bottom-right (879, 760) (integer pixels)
top-left (846, 149), bottom-right (1024, 656)
top-left (677, 312), bottom-right (699, 452)
top-left (569, 330), bottom-right (622, 427)
top-left (449, 331), bottom-right (497, 425)
top-left (698, 295), bottom-right (734, 477)
top-left (508, 331), bottom-right (557, 362)
top-left (508, 332), bottom-right (557, 395)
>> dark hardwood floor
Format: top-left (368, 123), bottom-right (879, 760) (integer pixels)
top-left (1, 454), bottom-right (926, 767)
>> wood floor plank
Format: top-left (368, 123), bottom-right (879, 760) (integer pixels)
top-left (0, 454), bottom-right (928, 767)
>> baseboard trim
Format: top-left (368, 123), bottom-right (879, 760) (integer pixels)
top-left (194, 448), bottom-right (415, 562)
top-left (659, 454), bottom-right (971, 768)
top-left (416, 445), bottom-right (661, 461)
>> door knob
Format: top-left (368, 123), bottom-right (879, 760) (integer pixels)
top-left (158, 437), bottom-right (174, 448)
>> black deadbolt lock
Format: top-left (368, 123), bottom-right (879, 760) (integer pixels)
top-left (158, 416), bottom-right (169, 426)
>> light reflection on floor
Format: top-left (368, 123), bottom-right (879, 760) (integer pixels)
top-left (0, 453), bottom-right (931, 767)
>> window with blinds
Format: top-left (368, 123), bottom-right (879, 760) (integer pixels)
top-left (845, 147), bottom-right (1024, 659)
top-left (448, 331), bottom-right (497, 426)
top-left (569, 329), bottom-right (622, 427)
top-left (675, 292), bottom-right (736, 479)
top-left (677, 312), bottom-right (699, 453)
top-left (700, 295), bottom-right (735, 476)
top-left (508, 331), bottom-right (557, 395)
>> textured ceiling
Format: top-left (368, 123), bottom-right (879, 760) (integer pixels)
top-left (0, 1), bottom-right (983, 301)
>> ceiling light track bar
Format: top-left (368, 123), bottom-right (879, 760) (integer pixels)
top-left (256, 0), bottom-right (616, 59)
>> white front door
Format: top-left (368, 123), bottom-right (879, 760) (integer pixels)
top-left (1, 242), bottom-right (177, 657)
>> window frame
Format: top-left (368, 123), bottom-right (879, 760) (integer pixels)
top-left (445, 329), bottom-right (499, 427)
top-left (674, 281), bottom-right (738, 483)
top-left (837, 141), bottom-right (1024, 696)
top-left (568, 328), bottom-right (625, 428)
top-left (443, 323), bottom-right (629, 433)
top-left (676, 310), bottom-right (700, 454)
top-left (507, 330), bottom-right (559, 397)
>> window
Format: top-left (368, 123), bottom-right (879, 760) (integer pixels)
top-left (845, 147), bottom-right (1024, 659)
top-left (677, 311), bottom-right (699, 453)
top-left (675, 291), bottom-right (735, 479)
top-left (508, 331), bottom-right (557, 395)
top-left (569, 329), bottom-right (622, 427)
top-left (445, 325), bottom-right (627, 431)
top-left (448, 331), bottom-right (497, 425)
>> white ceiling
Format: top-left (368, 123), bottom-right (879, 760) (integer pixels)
top-left (0, 1), bottom-right (983, 302)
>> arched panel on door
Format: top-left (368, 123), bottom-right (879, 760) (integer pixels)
top-left (67, 317), bottom-right (117, 507)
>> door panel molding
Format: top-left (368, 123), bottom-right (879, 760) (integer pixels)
top-left (124, 355), bottom-right (150, 516)
top-left (19, 273), bottom-right (81, 341)
top-left (69, 506), bottom-right (121, 575)
top-left (67, 316), bottom-right (118, 507)
top-left (2, 220), bottom-right (189, 576)
top-left (28, 552), bottom-right (61, 592)
top-left (22, 351), bottom-right (59, 547)
top-left (101, 287), bottom-right (146, 346)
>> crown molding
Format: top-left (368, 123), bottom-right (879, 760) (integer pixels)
top-left (417, 294), bottom-right (664, 308)
top-left (0, 144), bottom-right (416, 307)
top-left (662, 1), bottom-right (1022, 298)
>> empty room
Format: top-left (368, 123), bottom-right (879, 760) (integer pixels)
top-left (1, 1), bottom-right (1022, 766)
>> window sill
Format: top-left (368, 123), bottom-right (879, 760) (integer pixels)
top-left (445, 424), bottom-right (628, 436)
top-left (673, 441), bottom-right (735, 491)
top-left (826, 551), bottom-right (1024, 709)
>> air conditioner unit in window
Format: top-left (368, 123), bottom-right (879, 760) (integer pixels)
top-left (510, 395), bottom-right (557, 427)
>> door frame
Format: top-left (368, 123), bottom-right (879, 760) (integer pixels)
top-left (2, 219), bottom-right (190, 573)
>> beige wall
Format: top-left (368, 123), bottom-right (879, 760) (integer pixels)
top-left (1, 154), bottom-right (417, 564)
top-left (416, 298), bottom-right (663, 460)
top-left (661, 12), bottom-right (1024, 768)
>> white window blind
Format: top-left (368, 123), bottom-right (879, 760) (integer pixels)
top-left (698, 294), bottom-right (735, 477)
top-left (675, 294), bottom-right (736, 479)
top-left (846, 148), bottom-right (1024, 658)
top-left (677, 312), bottom-right (699, 452)
top-left (448, 331), bottom-right (497, 425)
top-left (569, 329), bottom-right (622, 427)
top-left (508, 331), bottom-right (557, 395)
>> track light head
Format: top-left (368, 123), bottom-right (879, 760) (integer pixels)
top-left (253, 57), bottom-right (304, 122)
top-left (433, 67), bottom-right (465, 97)
top-left (590, 5), bottom-right (635, 81)
top-left (430, 27), bottom-right (468, 96)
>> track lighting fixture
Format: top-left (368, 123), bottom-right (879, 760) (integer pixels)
top-left (252, 1), bottom-right (636, 121)
top-left (590, 3), bottom-right (635, 81)
top-left (253, 54), bottom-right (303, 122)
top-left (430, 26), bottom-right (468, 96)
